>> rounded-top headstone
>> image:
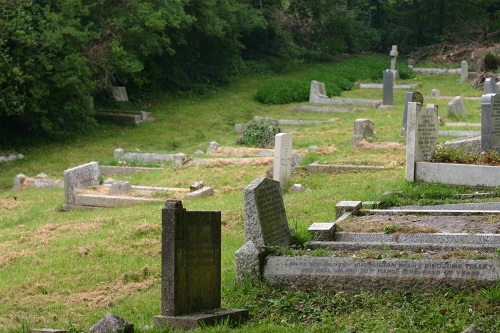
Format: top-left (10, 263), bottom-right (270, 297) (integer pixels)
top-left (206, 141), bottom-right (219, 154)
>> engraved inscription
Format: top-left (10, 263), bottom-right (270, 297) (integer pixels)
top-left (417, 108), bottom-right (437, 160)
top-left (491, 94), bottom-right (500, 148)
top-left (255, 182), bottom-right (289, 246)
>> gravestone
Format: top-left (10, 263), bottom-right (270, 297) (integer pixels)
top-left (273, 133), bottom-right (292, 189)
top-left (405, 103), bottom-right (438, 182)
top-left (484, 78), bottom-right (498, 94)
top-left (431, 89), bottom-right (440, 97)
top-left (109, 181), bottom-right (132, 195)
top-left (63, 162), bottom-right (101, 210)
top-left (154, 200), bottom-right (247, 329)
top-left (235, 178), bottom-right (292, 282)
top-left (89, 313), bottom-right (133, 333)
top-left (382, 69), bottom-right (394, 106)
top-left (460, 61), bottom-right (468, 83)
top-left (401, 92), bottom-right (424, 137)
top-left (481, 93), bottom-right (500, 153)
top-left (309, 80), bottom-right (331, 103)
top-left (389, 45), bottom-right (399, 79)
top-left (112, 87), bottom-right (129, 102)
top-left (447, 96), bottom-right (467, 117)
top-left (352, 119), bottom-right (374, 149)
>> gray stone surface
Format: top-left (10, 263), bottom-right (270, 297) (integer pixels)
top-left (293, 105), bottom-right (357, 113)
top-left (431, 89), bottom-right (440, 97)
top-left (193, 149), bottom-right (204, 156)
top-left (412, 68), bottom-right (461, 74)
top-left (335, 201), bottom-right (362, 219)
top-left (382, 69), bottom-right (394, 106)
top-left (109, 181), bottom-right (132, 195)
top-left (401, 92), bottom-right (424, 137)
top-left (63, 162), bottom-right (101, 208)
top-left (273, 133), bottom-right (292, 189)
top-left (235, 240), bottom-right (264, 282)
top-left (289, 184), bottom-right (305, 193)
top-left (206, 141), bottom-right (220, 154)
top-left (447, 96), bottom-right (467, 117)
top-left (352, 119), bottom-right (374, 149)
top-left (243, 178), bottom-right (291, 249)
top-left (415, 161), bottom-right (500, 187)
top-left (100, 166), bottom-right (163, 176)
top-left (484, 78), bottom-right (498, 94)
top-left (263, 256), bottom-right (500, 290)
top-left (308, 223), bottom-right (336, 241)
top-left (111, 87), bottom-right (129, 102)
top-left (461, 325), bottom-right (484, 333)
top-left (439, 130), bottom-right (479, 137)
top-left (190, 180), bottom-right (204, 192)
top-left (444, 136), bottom-right (481, 155)
top-left (13, 173), bottom-right (26, 190)
top-left (358, 83), bottom-right (420, 90)
top-left (309, 80), bottom-right (331, 104)
top-left (389, 45), bottom-right (399, 79)
top-left (460, 61), bottom-right (468, 83)
top-left (89, 312), bottom-right (133, 333)
top-left (481, 93), bottom-right (500, 153)
top-left (405, 103), bottom-right (438, 182)
top-left (114, 148), bottom-right (178, 164)
top-left (185, 187), bottom-right (214, 199)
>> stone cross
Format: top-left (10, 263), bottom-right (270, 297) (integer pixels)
top-left (390, 45), bottom-right (398, 71)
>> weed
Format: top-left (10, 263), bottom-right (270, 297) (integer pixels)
top-left (236, 119), bottom-right (281, 148)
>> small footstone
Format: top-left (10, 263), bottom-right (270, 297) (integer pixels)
top-left (89, 313), bottom-right (134, 333)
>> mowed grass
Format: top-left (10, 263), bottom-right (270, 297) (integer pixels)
top-left (1, 55), bottom-right (499, 332)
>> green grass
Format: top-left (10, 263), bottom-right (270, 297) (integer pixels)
top-left (1, 55), bottom-right (499, 332)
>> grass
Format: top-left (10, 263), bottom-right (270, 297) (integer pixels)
top-left (1, 55), bottom-right (499, 332)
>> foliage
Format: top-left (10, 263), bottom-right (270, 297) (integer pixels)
top-left (236, 119), bottom-right (281, 148)
top-left (484, 52), bottom-right (500, 71)
top-left (430, 146), bottom-right (500, 166)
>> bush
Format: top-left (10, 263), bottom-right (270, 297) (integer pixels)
top-left (237, 119), bottom-right (281, 148)
top-left (484, 53), bottom-right (500, 71)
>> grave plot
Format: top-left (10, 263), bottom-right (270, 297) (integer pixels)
top-left (62, 162), bottom-right (212, 210)
top-left (406, 94), bottom-right (500, 187)
top-left (235, 179), bottom-right (500, 291)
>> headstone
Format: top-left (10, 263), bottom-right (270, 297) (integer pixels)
top-left (193, 149), bottom-right (204, 156)
top-left (154, 201), bottom-right (247, 329)
top-left (190, 180), bottom-right (204, 192)
top-left (273, 133), bottom-right (292, 189)
top-left (206, 141), bottom-right (219, 154)
top-left (89, 313), bottom-right (133, 333)
top-left (111, 87), bottom-right (129, 102)
top-left (481, 93), bottom-right (500, 153)
top-left (309, 80), bottom-right (331, 103)
top-left (13, 173), bottom-right (27, 190)
top-left (243, 178), bottom-right (291, 249)
top-left (308, 223), bottom-right (336, 241)
top-left (335, 201), bottom-right (362, 220)
top-left (460, 61), bottom-right (468, 83)
top-left (109, 181), bottom-right (132, 195)
top-left (185, 187), bottom-right (214, 199)
top-left (431, 89), bottom-right (440, 98)
top-left (389, 45), bottom-right (399, 79)
top-left (382, 69), bottom-right (394, 106)
top-left (289, 184), bottom-right (305, 193)
top-left (63, 162), bottom-right (101, 209)
top-left (407, 59), bottom-right (415, 68)
top-left (401, 92), bottom-right (424, 137)
top-left (484, 78), bottom-right (498, 94)
top-left (405, 103), bottom-right (438, 182)
top-left (447, 96), bottom-right (467, 117)
top-left (352, 119), bottom-right (374, 149)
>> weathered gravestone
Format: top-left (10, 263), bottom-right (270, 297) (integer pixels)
top-left (111, 86), bottom-right (129, 102)
top-left (273, 133), bottom-right (292, 189)
top-left (481, 93), bottom-right (500, 153)
top-left (401, 92), bottom-right (424, 137)
top-left (309, 80), bottom-right (331, 104)
top-left (235, 178), bottom-right (292, 282)
top-left (351, 119), bottom-right (374, 149)
top-left (484, 78), bottom-right (499, 94)
top-left (154, 200), bottom-right (248, 329)
top-left (63, 162), bottom-right (101, 210)
top-left (381, 69), bottom-right (394, 108)
top-left (405, 103), bottom-right (438, 182)
top-left (447, 96), bottom-right (467, 117)
top-left (460, 60), bottom-right (468, 83)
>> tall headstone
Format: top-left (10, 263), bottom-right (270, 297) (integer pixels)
top-left (236, 178), bottom-right (292, 282)
top-left (460, 61), bottom-right (468, 83)
top-left (154, 200), bottom-right (247, 329)
top-left (481, 93), bottom-right (500, 153)
top-left (401, 92), bottom-right (424, 137)
top-left (382, 69), bottom-right (394, 106)
top-left (484, 78), bottom-right (498, 94)
top-left (273, 133), bottom-right (292, 189)
top-left (405, 103), bottom-right (438, 182)
top-left (243, 178), bottom-right (291, 249)
top-left (389, 45), bottom-right (400, 79)
top-left (447, 96), bottom-right (467, 117)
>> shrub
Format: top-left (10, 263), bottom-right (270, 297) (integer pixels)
top-left (484, 53), bottom-right (500, 71)
top-left (237, 119), bottom-right (281, 148)
top-left (254, 80), bottom-right (310, 104)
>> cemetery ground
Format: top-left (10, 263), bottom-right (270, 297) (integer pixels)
top-left (1, 55), bottom-right (499, 332)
